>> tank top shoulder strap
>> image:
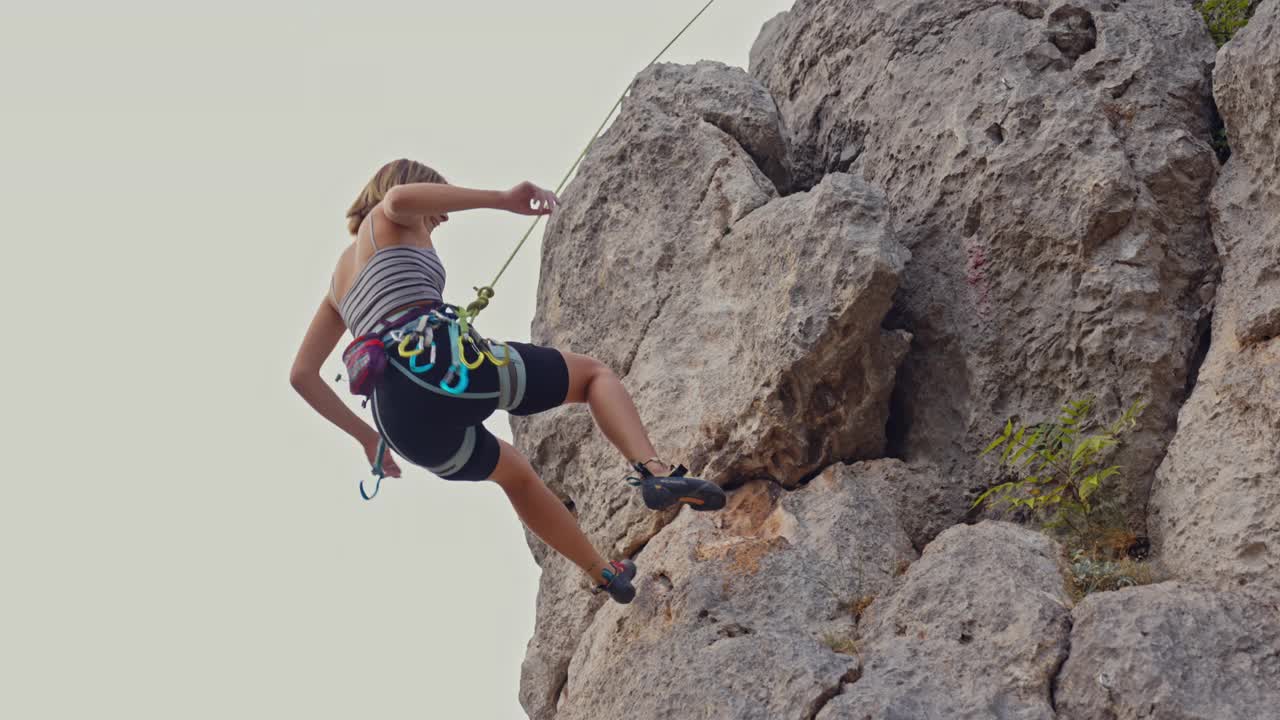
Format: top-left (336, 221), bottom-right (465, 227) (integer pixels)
top-left (368, 210), bottom-right (379, 251)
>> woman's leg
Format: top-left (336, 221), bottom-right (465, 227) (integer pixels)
top-left (487, 436), bottom-right (615, 585)
top-left (560, 351), bottom-right (673, 477)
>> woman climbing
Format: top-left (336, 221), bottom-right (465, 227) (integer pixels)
top-left (289, 158), bottom-right (727, 603)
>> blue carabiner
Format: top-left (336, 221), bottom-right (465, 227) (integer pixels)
top-left (440, 363), bottom-right (470, 394)
top-left (410, 353), bottom-right (434, 374)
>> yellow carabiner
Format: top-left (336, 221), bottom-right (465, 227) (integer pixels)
top-left (398, 334), bottom-right (426, 358)
top-left (483, 340), bottom-right (512, 367)
top-left (458, 334), bottom-right (486, 369)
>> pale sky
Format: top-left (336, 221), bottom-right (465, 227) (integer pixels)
top-left (2, 2), bottom-right (793, 717)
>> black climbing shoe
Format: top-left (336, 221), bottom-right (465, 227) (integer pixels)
top-left (593, 559), bottom-right (637, 604)
top-left (626, 461), bottom-right (727, 512)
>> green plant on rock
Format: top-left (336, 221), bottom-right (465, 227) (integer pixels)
top-left (973, 396), bottom-right (1145, 533)
top-left (1198, 0), bottom-right (1257, 47)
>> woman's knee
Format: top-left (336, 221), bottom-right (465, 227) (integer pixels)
top-left (563, 351), bottom-right (615, 403)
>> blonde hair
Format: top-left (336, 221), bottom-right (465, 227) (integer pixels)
top-left (346, 158), bottom-right (447, 235)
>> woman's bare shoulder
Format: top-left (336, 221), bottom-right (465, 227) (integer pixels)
top-left (325, 243), bottom-right (354, 310)
top-left (368, 206), bottom-right (433, 249)
top-left (333, 240), bottom-right (356, 268)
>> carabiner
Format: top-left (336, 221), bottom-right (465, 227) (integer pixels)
top-left (459, 334), bottom-right (486, 370)
top-left (361, 437), bottom-right (389, 500)
top-left (440, 363), bottom-right (470, 394)
top-left (409, 326), bottom-right (436, 373)
top-left (398, 333), bottom-right (426, 358)
top-left (410, 352), bottom-right (434, 373)
top-left (483, 340), bottom-right (512, 367)
top-left (439, 320), bottom-right (470, 394)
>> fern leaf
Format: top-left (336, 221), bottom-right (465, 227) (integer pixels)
top-left (1079, 472), bottom-right (1101, 501)
top-left (981, 419), bottom-right (1014, 456)
top-left (1071, 436), bottom-right (1116, 465)
top-left (972, 482), bottom-right (1012, 508)
top-left (981, 434), bottom-right (1008, 456)
top-left (1009, 428), bottom-right (1032, 463)
top-left (1001, 425), bottom-right (1025, 463)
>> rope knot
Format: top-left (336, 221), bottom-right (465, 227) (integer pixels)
top-left (465, 286), bottom-right (495, 317)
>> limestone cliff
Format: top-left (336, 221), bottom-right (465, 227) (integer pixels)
top-left (512, 2), bottom-right (1280, 717)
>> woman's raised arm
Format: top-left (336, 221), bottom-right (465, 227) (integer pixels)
top-left (383, 180), bottom-right (558, 223)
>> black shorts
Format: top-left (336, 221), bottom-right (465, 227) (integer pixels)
top-left (370, 335), bottom-right (570, 482)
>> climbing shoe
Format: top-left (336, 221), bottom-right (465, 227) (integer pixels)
top-left (593, 559), bottom-right (637, 604)
top-left (626, 460), bottom-right (727, 512)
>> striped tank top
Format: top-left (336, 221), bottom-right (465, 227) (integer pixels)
top-left (331, 213), bottom-right (447, 337)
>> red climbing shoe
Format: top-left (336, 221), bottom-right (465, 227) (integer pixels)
top-left (592, 559), bottom-right (637, 604)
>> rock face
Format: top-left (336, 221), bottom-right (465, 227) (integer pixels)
top-left (549, 465), bottom-right (916, 720)
top-left (1055, 584), bottom-right (1280, 720)
top-left (1211, 4), bottom-right (1280, 348)
top-left (523, 65), bottom-right (910, 502)
top-left (628, 61), bottom-right (794, 192)
top-left (512, 61), bottom-right (912, 719)
top-left (857, 458), bottom-right (971, 551)
top-left (1149, 0), bottom-right (1280, 593)
top-left (819, 522), bottom-right (1073, 720)
top-left (509, 3), bottom-right (1280, 718)
top-left (750, 0), bottom-right (1220, 525)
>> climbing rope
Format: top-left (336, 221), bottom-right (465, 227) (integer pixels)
top-left (457, 0), bottom-right (719, 327)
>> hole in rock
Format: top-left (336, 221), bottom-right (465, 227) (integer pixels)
top-left (655, 572), bottom-right (674, 592)
top-left (1047, 6), bottom-right (1097, 61)
top-left (1013, 1), bottom-right (1045, 19)
top-left (883, 362), bottom-right (913, 460)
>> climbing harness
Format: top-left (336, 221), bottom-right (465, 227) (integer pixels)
top-left (344, 303), bottom-right (506, 405)
top-left (348, 301), bottom-right (516, 499)
top-left (349, 0), bottom-right (720, 499)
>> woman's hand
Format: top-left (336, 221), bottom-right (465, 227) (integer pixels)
top-left (362, 436), bottom-right (402, 478)
top-left (500, 181), bottom-right (559, 216)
